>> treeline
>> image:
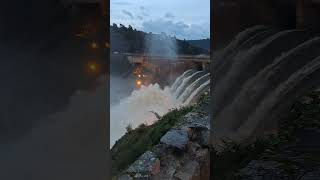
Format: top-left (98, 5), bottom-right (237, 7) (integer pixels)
top-left (110, 24), bottom-right (209, 55)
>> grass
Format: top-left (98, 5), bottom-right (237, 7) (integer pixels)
top-left (111, 106), bottom-right (194, 176)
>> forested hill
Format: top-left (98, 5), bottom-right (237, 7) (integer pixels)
top-left (187, 39), bottom-right (210, 51)
top-left (110, 24), bottom-right (209, 55)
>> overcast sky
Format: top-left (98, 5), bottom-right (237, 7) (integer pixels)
top-left (110, 0), bottom-right (210, 40)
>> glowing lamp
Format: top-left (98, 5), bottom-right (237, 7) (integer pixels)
top-left (136, 80), bottom-right (142, 85)
top-left (90, 42), bottom-right (98, 49)
top-left (87, 61), bottom-right (99, 74)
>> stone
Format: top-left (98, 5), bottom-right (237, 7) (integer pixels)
top-left (195, 148), bottom-right (209, 163)
top-left (174, 160), bottom-right (200, 180)
top-left (152, 153), bottom-right (180, 180)
top-left (160, 129), bottom-right (189, 150)
top-left (151, 144), bottom-right (168, 158)
top-left (187, 141), bottom-right (201, 157)
top-left (196, 149), bottom-right (210, 180)
top-left (181, 127), bottom-right (194, 139)
top-left (176, 113), bottom-right (210, 130)
top-left (127, 151), bottom-right (160, 177)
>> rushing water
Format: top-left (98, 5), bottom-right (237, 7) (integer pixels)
top-left (110, 70), bottom-right (210, 147)
top-left (212, 26), bottom-right (320, 146)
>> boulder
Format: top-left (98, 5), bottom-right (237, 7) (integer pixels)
top-left (160, 129), bottom-right (189, 150)
top-left (176, 113), bottom-right (210, 130)
top-left (152, 153), bottom-right (181, 180)
top-left (187, 141), bottom-right (201, 157)
top-left (174, 160), bottom-right (200, 180)
top-left (126, 151), bottom-right (160, 177)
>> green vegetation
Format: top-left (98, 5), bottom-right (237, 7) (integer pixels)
top-left (111, 106), bottom-right (194, 176)
top-left (213, 91), bottom-right (320, 179)
top-left (187, 39), bottom-right (210, 51)
top-left (110, 24), bottom-right (208, 55)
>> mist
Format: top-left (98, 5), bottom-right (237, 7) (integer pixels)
top-left (144, 32), bottom-right (177, 57)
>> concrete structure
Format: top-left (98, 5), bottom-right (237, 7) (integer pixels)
top-left (125, 53), bottom-right (210, 70)
top-left (123, 53), bottom-right (210, 84)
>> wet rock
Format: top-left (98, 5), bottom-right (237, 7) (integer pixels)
top-left (127, 151), bottom-right (160, 177)
top-left (160, 129), bottom-right (189, 150)
top-left (174, 160), bottom-right (200, 180)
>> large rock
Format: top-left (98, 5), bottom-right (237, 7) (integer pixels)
top-left (160, 129), bottom-right (189, 150)
top-left (174, 160), bottom-right (200, 180)
top-left (195, 149), bottom-right (210, 180)
top-left (126, 151), bottom-right (160, 178)
top-left (176, 113), bottom-right (210, 130)
top-left (152, 153), bottom-right (181, 180)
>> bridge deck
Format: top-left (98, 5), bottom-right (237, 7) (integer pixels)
top-left (118, 53), bottom-right (211, 64)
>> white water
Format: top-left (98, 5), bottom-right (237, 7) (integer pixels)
top-left (178, 73), bottom-right (210, 102)
top-left (110, 70), bottom-right (210, 147)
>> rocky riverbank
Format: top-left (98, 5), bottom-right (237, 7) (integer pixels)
top-left (112, 92), bottom-right (210, 179)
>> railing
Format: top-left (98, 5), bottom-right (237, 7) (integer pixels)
top-left (118, 53), bottom-right (211, 64)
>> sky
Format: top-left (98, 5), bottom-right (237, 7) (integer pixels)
top-left (110, 0), bottom-right (210, 40)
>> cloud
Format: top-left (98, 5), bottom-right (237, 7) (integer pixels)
top-left (122, 10), bottom-right (134, 19)
top-left (141, 19), bottom-right (209, 40)
top-left (137, 16), bottom-right (144, 20)
top-left (139, 6), bottom-right (149, 17)
top-left (141, 12), bottom-right (149, 17)
top-left (164, 12), bottom-right (175, 19)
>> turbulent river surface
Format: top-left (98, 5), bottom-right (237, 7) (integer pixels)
top-left (110, 69), bottom-right (210, 147)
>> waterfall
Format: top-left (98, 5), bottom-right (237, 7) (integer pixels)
top-left (174, 71), bottom-right (206, 98)
top-left (110, 69), bottom-right (210, 147)
top-left (212, 26), bottom-right (320, 147)
top-left (171, 69), bottom-right (195, 91)
top-left (178, 73), bottom-right (210, 103)
top-left (184, 80), bottom-right (210, 105)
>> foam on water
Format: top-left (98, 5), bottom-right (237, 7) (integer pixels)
top-left (110, 70), bottom-right (210, 147)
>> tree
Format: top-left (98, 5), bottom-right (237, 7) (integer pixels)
top-left (126, 123), bottom-right (132, 133)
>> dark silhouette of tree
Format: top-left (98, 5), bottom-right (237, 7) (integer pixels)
top-left (110, 24), bottom-right (208, 55)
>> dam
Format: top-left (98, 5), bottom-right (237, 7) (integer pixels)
top-left (112, 52), bottom-right (210, 88)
